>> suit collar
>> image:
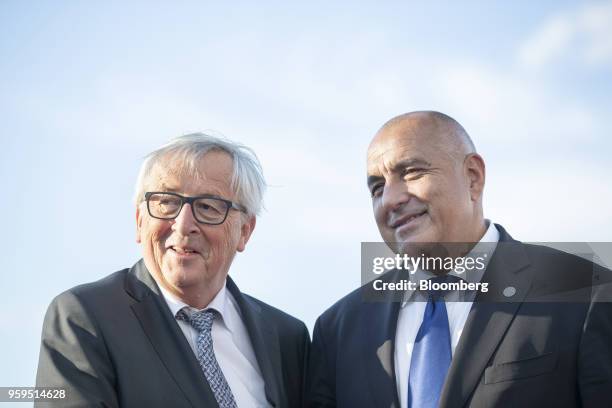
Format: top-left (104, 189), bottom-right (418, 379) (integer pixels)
top-left (125, 260), bottom-right (282, 408)
top-left (226, 277), bottom-right (282, 407)
top-left (124, 258), bottom-right (161, 301)
top-left (439, 224), bottom-right (533, 408)
top-left (362, 283), bottom-right (402, 408)
top-left (126, 260), bottom-right (219, 407)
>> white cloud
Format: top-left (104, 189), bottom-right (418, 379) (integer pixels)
top-left (518, 1), bottom-right (612, 69)
top-left (431, 61), bottom-right (599, 145)
top-left (518, 15), bottom-right (575, 69)
top-left (580, 2), bottom-right (612, 65)
top-left (486, 156), bottom-right (612, 241)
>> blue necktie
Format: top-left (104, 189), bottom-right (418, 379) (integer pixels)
top-left (177, 308), bottom-right (238, 408)
top-left (408, 278), bottom-right (453, 408)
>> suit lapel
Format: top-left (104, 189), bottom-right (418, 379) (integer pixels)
top-left (126, 260), bottom-right (219, 408)
top-left (439, 225), bottom-right (533, 408)
top-left (226, 277), bottom-right (282, 407)
top-left (361, 286), bottom-right (402, 408)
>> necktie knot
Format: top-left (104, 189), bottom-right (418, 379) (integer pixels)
top-left (176, 308), bottom-right (216, 334)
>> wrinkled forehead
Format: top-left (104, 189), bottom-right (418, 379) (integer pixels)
top-left (367, 130), bottom-right (435, 175)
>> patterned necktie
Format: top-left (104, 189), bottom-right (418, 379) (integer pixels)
top-left (408, 275), bottom-right (458, 408)
top-left (177, 308), bottom-right (238, 408)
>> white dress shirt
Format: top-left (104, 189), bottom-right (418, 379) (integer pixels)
top-left (394, 221), bottom-right (500, 408)
top-left (159, 281), bottom-right (270, 408)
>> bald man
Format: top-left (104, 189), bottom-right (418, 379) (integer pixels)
top-left (306, 111), bottom-right (612, 407)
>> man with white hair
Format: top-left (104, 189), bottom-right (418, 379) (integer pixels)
top-left (36, 134), bottom-right (309, 407)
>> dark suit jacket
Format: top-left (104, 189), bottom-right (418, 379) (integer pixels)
top-left (307, 225), bottom-right (612, 407)
top-left (36, 260), bottom-right (310, 407)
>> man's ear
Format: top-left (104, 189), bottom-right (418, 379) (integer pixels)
top-left (237, 216), bottom-right (257, 252)
top-left (465, 153), bottom-right (486, 202)
top-left (136, 205), bottom-right (143, 244)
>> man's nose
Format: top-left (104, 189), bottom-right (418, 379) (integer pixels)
top-left (172, 203), bottom-right (200, 235)
top-left (381, 179), bottom-right (411, 212)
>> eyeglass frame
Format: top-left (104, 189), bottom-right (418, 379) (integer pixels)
top-left (144, 191), bottom-right (248, 225)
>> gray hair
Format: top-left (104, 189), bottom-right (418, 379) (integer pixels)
top-left (133, 133), bottom-right (266, 216)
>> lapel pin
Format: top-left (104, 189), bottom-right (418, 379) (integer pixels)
top-left (503, 286), bottom-right (517, 297)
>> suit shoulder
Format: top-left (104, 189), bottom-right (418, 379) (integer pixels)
top-left (522, 243), bottom-right (605, 274)
top-left (40, 269), bottom-right (130, 349)
top-left (519, 243), bottom-right (612, 299)
top-left (316, 284), bottom-right (367, 328)
top-left (48, 268), bottom-right (130, 311)
top-left (523, 242), bottom-right (585, 261)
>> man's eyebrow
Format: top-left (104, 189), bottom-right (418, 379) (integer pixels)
top-left (155, 184), bottom-right (227, 200)
top-left (195, 193), bottom-right (226, 200)
top-left (393, 158), bottom-right (431, 170)
top-left (367, 175), bottom-right (383, 188)
top-left (366, 158), bottom-right (431, 187)
top-left (158, 183), bottom-right (178, 192)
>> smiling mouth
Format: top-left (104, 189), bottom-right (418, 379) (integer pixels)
top-left (391, 210), bottom-right (428, 229)
top-left (169, 246), bottom-right (199, 255)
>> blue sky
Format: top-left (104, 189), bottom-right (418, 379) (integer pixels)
top-left (1, 0), bottom-right (611, 394)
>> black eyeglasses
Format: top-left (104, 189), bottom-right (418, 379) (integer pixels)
top-left (144, 192), bottom-right (247, 225)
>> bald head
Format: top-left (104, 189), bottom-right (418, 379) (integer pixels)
top-left (367, 110), bottom-right (486, 252)
top-left (370, 111), bottom-right (476, 163)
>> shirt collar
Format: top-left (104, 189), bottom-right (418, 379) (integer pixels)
top-left (401, 220), bottom-right (500, 306)
top-left (159, 280), bottom-right (232, 331)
